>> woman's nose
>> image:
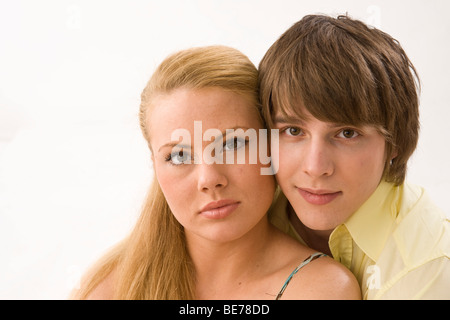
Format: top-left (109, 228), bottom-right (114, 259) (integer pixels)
top-left (196, 163), bottom-right (228, 192)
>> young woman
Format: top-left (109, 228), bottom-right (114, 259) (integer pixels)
top-left (72, 45), bottom-right (360, 300)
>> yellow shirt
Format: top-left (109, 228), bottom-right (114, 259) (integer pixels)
top-left (268, 181), bottom-right (450, 299)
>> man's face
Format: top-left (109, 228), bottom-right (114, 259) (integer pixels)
top-left (272, 107), bottom-right (387, 231)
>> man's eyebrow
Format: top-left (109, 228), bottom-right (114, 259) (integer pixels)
top-left (273, 115), bottom-right (363, 130)
top-left (272, 114), bottom-right (304, 124)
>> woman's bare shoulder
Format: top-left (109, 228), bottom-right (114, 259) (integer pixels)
top-left (308, 256), bottom-right (361, 299)
top-left (280, 254), bottom-right (361, 300)
top-left (269, 229), bottom-right (361, 299)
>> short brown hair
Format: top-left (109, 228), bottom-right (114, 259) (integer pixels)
top-left (259, 14), bottom-right (420, 185)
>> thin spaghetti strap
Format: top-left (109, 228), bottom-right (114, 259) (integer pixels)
top-left (275, 252), bottom-right (327, 300)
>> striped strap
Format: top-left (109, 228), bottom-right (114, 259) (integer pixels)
top-left (275, 252), bottom-right (327, 300)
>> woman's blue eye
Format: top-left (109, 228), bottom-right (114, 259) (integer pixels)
top-left (223, 137), bottom-right (246, 151)
top-left (166, 150), bottom-right (191, 165)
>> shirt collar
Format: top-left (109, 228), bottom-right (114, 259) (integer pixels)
top-left (331, 180), bottom-right (400, 262)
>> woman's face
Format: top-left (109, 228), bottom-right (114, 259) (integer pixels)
top-left (148, 87), bottom-right (276, 243)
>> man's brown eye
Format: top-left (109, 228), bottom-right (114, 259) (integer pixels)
top-left (340, 129), bottom-right (358, 139)
top-left (287, 127), bottom-right (302, 136)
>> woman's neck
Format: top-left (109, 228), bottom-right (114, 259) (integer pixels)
top-left (186, 216), bottom-right (275, 299)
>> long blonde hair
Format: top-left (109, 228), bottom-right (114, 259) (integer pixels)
top-left (73, 45), bottom-right (260, 299)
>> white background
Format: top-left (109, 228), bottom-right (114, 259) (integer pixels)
top-left (0, 0), bottom-right (449, 299)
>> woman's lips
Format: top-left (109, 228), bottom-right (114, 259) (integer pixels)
top-left (297, 188), bottom-right (342, 205)
top-left (200, 199), bottom-right (240, 219)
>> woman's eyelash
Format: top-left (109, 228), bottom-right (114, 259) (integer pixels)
top-left (164, 150), bottom-right (191, 165)
top-left (223, 137), bottom-right (248, 151)
top-left (163, 138), bottom-right (249, 165)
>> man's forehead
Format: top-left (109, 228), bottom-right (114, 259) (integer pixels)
top-left (272, 108), bottom-right (315, 124)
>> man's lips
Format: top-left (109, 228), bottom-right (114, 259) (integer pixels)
top-left (297, 187), bottom-right (342, 205)
top-left (199, 199), bottom-right (240, 219)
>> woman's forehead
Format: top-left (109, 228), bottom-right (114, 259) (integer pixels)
top-left (148, 88), bottom-right (263, 147)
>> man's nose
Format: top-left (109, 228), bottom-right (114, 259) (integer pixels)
top-left (301, 138), bottom-right (334, 178)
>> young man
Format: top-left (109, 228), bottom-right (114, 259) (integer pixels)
top-left (259, 14), bottom-right (449, 299)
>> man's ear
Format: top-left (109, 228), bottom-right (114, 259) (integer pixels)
top-left (390, 149), bottom-right (398, 165)
top-left (391, 149), bottom-right (398, 160)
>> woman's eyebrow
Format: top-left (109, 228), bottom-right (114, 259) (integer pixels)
top-left (157, 126), bottom-right (252, 152)
top-left (158, 143), bottom-right (191, 153)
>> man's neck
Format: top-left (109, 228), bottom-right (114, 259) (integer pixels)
top-left (287, 204), bottom-right (333, 256)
